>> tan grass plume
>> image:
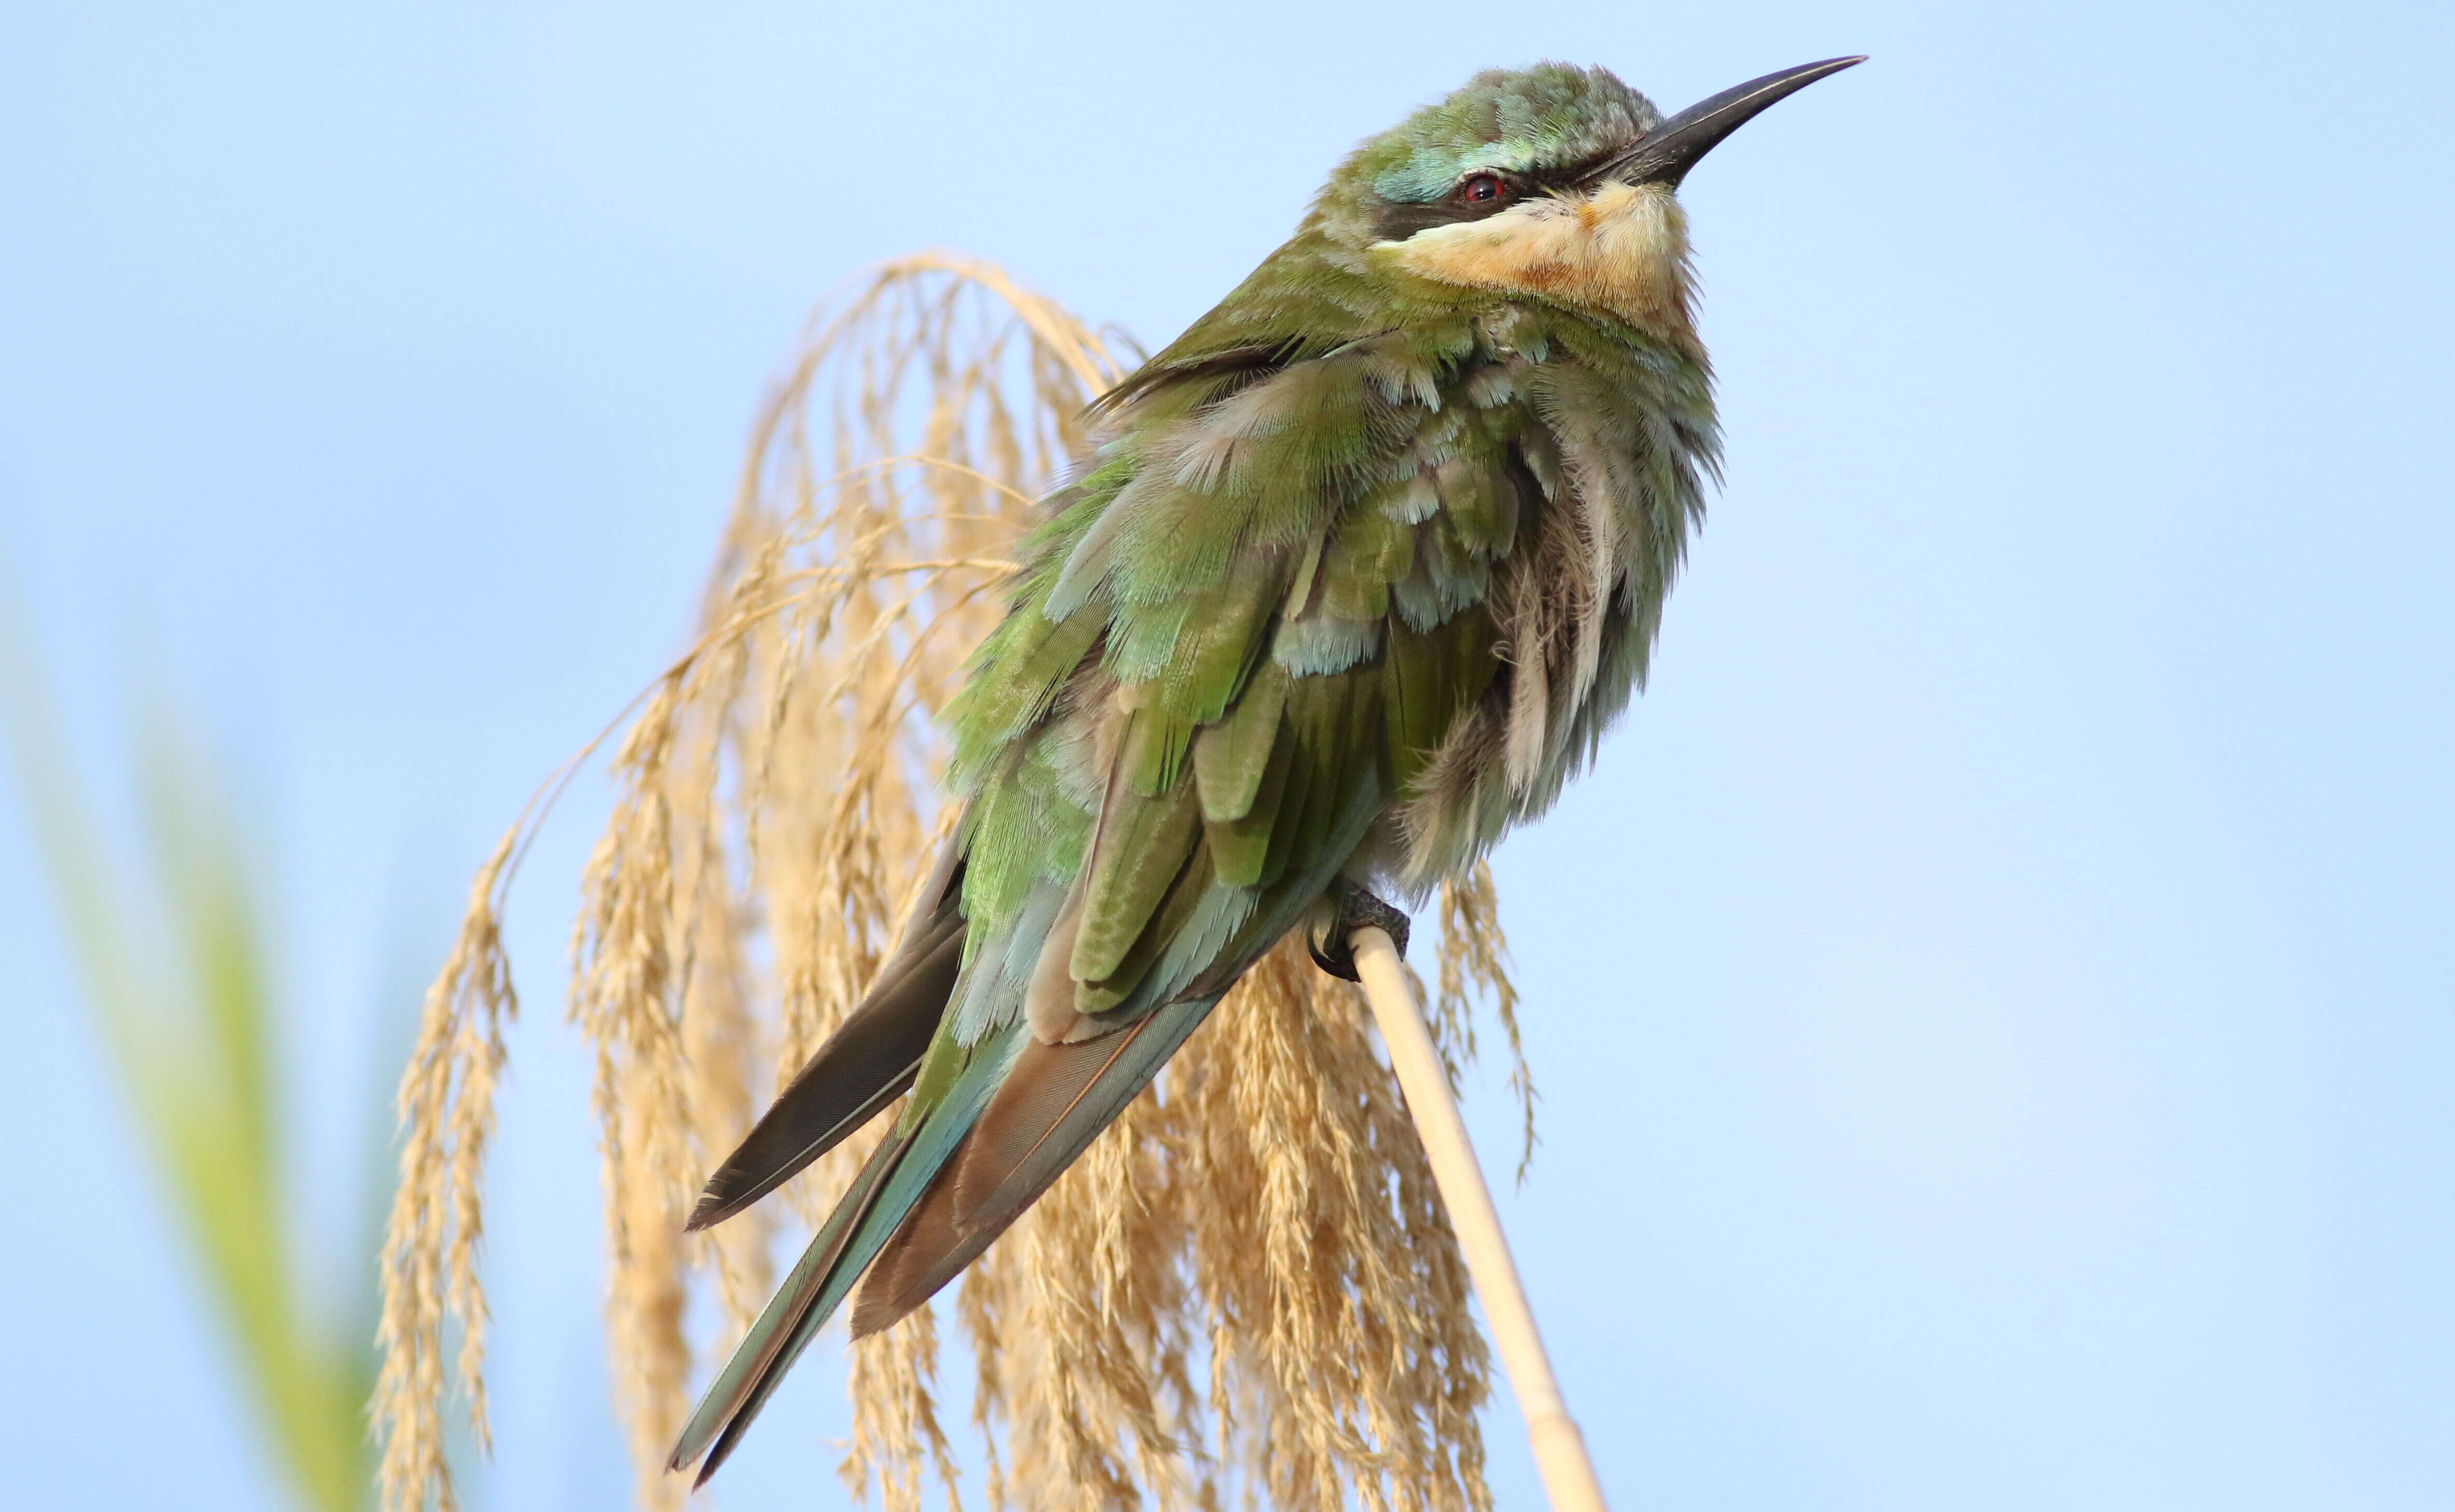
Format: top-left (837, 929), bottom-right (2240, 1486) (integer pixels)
top-left (375, 251), bottom-right (1534, 1512)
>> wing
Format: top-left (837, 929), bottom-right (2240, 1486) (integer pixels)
top-left (844, 323), bottom-right (1528, 1301)
top-left (952, 316), bottom-right (1530, 1011)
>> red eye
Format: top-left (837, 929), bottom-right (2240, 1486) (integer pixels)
top-left (1459, 172), bottom-right (1513, 206)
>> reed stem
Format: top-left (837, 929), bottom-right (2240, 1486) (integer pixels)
top-left (1350, 925), bottom-right (1608, 1512)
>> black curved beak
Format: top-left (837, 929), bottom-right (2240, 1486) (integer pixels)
top-left (1583, 56), bottom-right (1866, 190)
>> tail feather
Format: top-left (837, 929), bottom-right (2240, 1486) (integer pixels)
top-left (687, 854), bottom-right (967, 1232)
top-left (849, 992), bottom-right (1220, 1338)
top-left (670, 1125), bottom-right (908, 1483)
top-left (668, 1021), bottom-right (1030, 1482)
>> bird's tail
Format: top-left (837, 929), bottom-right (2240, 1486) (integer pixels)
top-left (850, 992), bottom-right (1218, 1334)
top-left (666, 988), bottom-right (1220, 1486)
top-left (665, 1017), bottom-right (1027, 1486)
top-left (683, 904), bottom-right (964, 1232)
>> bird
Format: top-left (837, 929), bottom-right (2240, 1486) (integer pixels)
top-left (667, 54), bottom-right (1862, 1485)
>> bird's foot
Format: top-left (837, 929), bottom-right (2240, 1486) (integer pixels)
top-left (1308, 879), bottom-right (1410, 982)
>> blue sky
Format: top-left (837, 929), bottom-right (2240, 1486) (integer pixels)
top-left (3, 1), bottom-right (2450, 1508)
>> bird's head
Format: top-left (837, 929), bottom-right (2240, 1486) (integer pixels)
top-left (1315, 58), bottom-right (1862, 340)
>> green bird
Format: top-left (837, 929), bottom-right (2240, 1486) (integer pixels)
top-left (668, 54), bottom-right (1862, 1483)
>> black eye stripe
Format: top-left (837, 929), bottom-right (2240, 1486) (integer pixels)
top-left (1371, 172), bottom-right (1522, 241)
top-left (1369, 150), bottom-right (1622, 244)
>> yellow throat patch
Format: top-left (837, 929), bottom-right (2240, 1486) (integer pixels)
top-left (1377, 180), bottom-right (1697, 340)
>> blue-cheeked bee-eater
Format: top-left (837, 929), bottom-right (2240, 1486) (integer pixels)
top-left (670, 56), bottom-right (1864, 1483)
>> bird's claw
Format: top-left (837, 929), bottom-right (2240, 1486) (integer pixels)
top-left (1308, 880), bottom-right (1410, 982)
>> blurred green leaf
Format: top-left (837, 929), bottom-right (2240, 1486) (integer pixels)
top-left (0, 569), bottom-right (372, 1512)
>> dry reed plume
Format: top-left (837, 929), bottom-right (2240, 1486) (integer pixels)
top-left (376, 251), bottom-right (1533, 1512)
